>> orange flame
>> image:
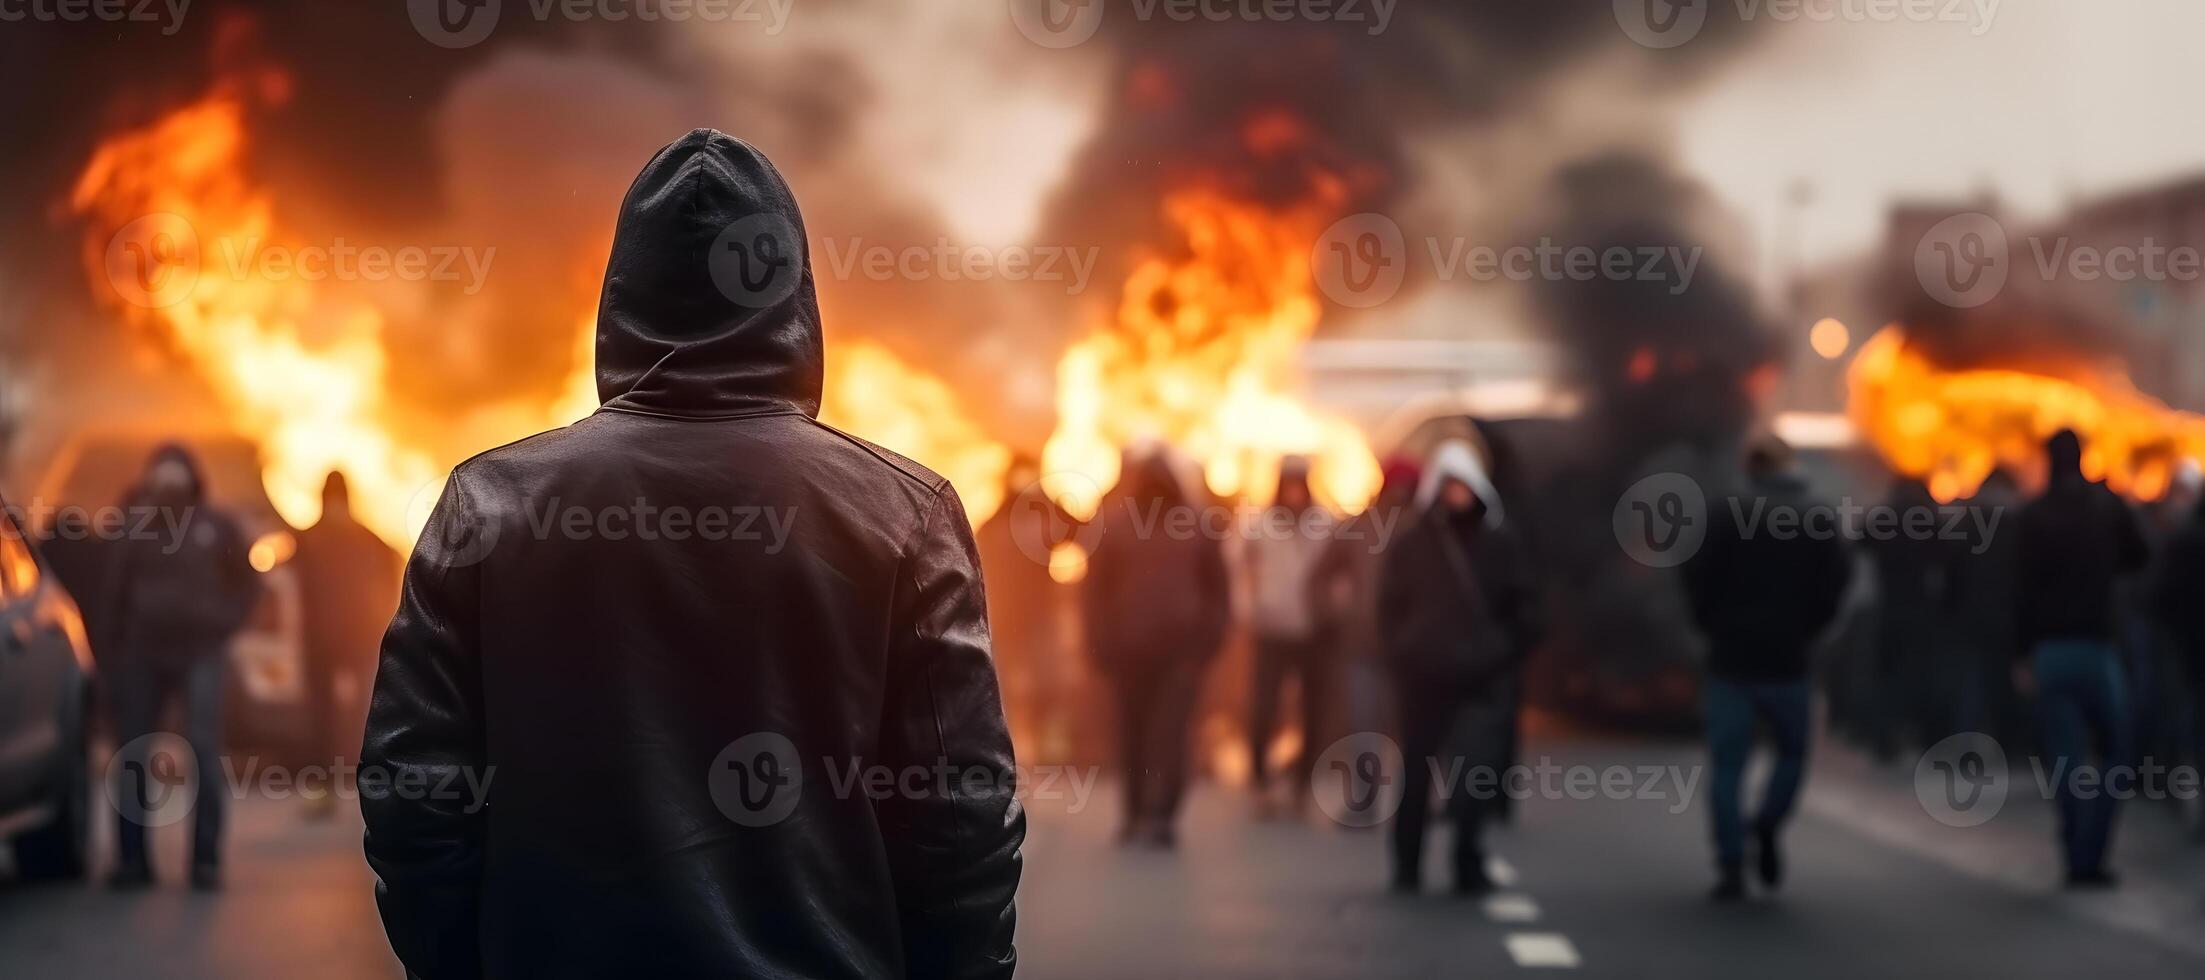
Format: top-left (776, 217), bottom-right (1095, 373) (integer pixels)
top-left (1041, 189), bottom-right (1379, 518)
top-left (1847, 326), bottom-right (2205, 501)
top-left (818, 341), bottom-right (1011, 524)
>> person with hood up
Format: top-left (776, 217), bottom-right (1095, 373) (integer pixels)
top-left (1683, 437), bottom-right (1853, 901)
top-left (1237, 455), bottom-right (1338, 809)
top-left (2014, 429), bottom-right (2148, 888)
top-left (362, 131), bottom-right (1023, 978)
top-left (1379, 438), bottom-right (1540, 894)
top-left (291, 471), bottom-right (402, 818)
top-left (102, 442), bottom-right (261, 891)
top-left (1081, 441), bottom-right (1231, 848)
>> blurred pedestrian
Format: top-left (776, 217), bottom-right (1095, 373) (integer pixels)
top-left (290, 472), bottom-right (400, 819)
top-left (1313, 458), bottom-right (1420, 748)
top-left (1867, 475), bottom-right (1952, 759)
top-left (1381, 439), bottom-right (1539, 894)
top-left (975, 456), bottom-right (1076, 764)
top-left (1684, 437), bottom-right (1852, 901)
top-left (101, 442), bottom-right (261, 891)
top-left (1950, 469), bottom-right (2024, 742)
top-left (1238, 455), bottom-right (1337, 810)
top-left (1082, 442), bottom-right (1230, 848)
top-left (2151, 472), bottom-right (2205, 839)
top-left (2015, 429), bottom-right (2148, 888)
top-left (362, 131), bottom-right (1022, 977)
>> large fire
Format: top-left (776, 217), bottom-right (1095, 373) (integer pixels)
top-left (70, 74), bottom-right (1011, 541)
top-left (1041, 189), bottom-right (1381, 519)
top-left (71, 71), bottom-right (1372, 553)
top-left (1848, 326), bottom-right (2205, 501)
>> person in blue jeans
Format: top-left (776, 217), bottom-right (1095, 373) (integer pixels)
top-left (1684, 437), bottom-right (1853, 901)
top-left (2015, 430), bottom-right (2148, 887)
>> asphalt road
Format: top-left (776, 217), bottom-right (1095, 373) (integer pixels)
top-left (4, 738), bottom-right (2201, 978)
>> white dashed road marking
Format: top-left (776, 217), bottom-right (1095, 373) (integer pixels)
top-left (1483, 894), bottom-right (1542, 923)
top-left (1505, 933), bottom-right (1583, 969)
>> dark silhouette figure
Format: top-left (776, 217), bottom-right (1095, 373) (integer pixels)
top-left (1082, 444), bottom-right (1230, 848)
top-left (2152, 484), bottom-right (2205, 837)
top-left (1683, 438), bottom-right (1852, 901)
top-left (1380, 440), bottom-right (1540, 895)
top-left (1950, 469), bottom-right (2024, 741)
top-left (1313, 459), bottom-right (1421, 748)
top-left (2015, 429), bottom-right (2148, 888)
top-left (1241, 456), bottom-right (1336, 804)
top-left (974, 456), bottom-right (1074, 764)
top-left (362, 131), bottom-right (1023, 978)
top-left (292, 472), bottom-right (400, 813)
top-left (1867, 476), bottom-right (1953, 758)
top-left (102, 442), bottom-right (260, 891)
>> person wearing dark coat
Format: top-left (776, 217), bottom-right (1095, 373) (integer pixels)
top-left (1867, 475), bottom-right (1953, 758)
top-left (1950, 469), bottom-right (2024, 741)
top-left (2015, 429), bottom-right (2148, 888)
top-left (1081, 443), bottom-right (1231, 848)
top-left (2152, 483), bottom-right (2205, 838)
top-left (1683, 437), bottom-right (1852, 901)
top-left (362, 131), bottom-right (1023, 979)
top-left (292, 471), bottom-right (401, 817)
top-left (102, 442), bottom-right (262, 891)
top-left (974, 456), bottom-right (1076, 765)
top-left (1380, 439), bottom-right (1540, 895)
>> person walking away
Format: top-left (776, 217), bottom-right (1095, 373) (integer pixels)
top-left (1949, 469), bottom-right (2023, 742)
top-left (291, 472), bottom-right (401, 818)
top-left (1082, 442), bottom-right (1230, 848)
top-left (2014, 429), bottom-right (2148, 888)
top-left (1683, 437), bottom-right (1852, 901)
top-left (102, 442), bottom-right (262, 891)
top-left (2153, 479), bottom-right (2205, 838)
top-left (1380, 439), bottom-right (1540, 894)
top-left (1867, 476), bottom-right (1953, 759)
top-left (1238, 456), bottom-right (1338, 811)
top-left (362, 131), bottom-right (1023, 978)
top-left (975, 456), bottom-right (1076, 764)
top-left (1313, 458), bottom-right (1420, 750)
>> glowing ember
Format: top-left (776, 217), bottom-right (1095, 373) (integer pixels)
top-left (817, 340), bottom-right (1012, 524)
top-left (1847, 326), bottom-right (2205, 501)
top-left (1041, 190), bottom-right (1380, 518)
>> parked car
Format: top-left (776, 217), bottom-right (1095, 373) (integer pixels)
top-left (0, 495), bottom-right (96, 880)
top-left (34, 431), bottom-right (309, 763)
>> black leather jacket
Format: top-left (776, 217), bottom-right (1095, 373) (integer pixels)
top-left (363, 130), bottom-right (1023, 980)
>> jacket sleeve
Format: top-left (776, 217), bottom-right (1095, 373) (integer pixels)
top-left (361, 471), bottom-right (490, 980)
top-left (877, 484), bottom-right (1024, 980)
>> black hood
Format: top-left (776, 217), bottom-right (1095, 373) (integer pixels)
top-left (595, 130), bottom-right (824, 419)
top-left (131, 440), bottom-right (207, 505)
top-left (2045, 429), bottom-right (2084, 485)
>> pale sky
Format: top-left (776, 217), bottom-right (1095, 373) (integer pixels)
top-left (1676, 0), bottom-right (2205, 286)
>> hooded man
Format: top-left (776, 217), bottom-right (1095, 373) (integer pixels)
top-left (1081, 442), bottom-right (1231, 848)
top-left (1683, 437), bottom-right (1852, 901)
top-left (1237, 455), bottom-right (1338, 807)
top-left (2014, 429), bottom-right (2147, 888)
top-left (362, 131), bottom-right (1023, 978)
top-left (102, 442), bottom-right (261, 891)
top-left (1379, 438), bottom-right (1540, 895)
top-left (292, 471), bottom-right (401, 816)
